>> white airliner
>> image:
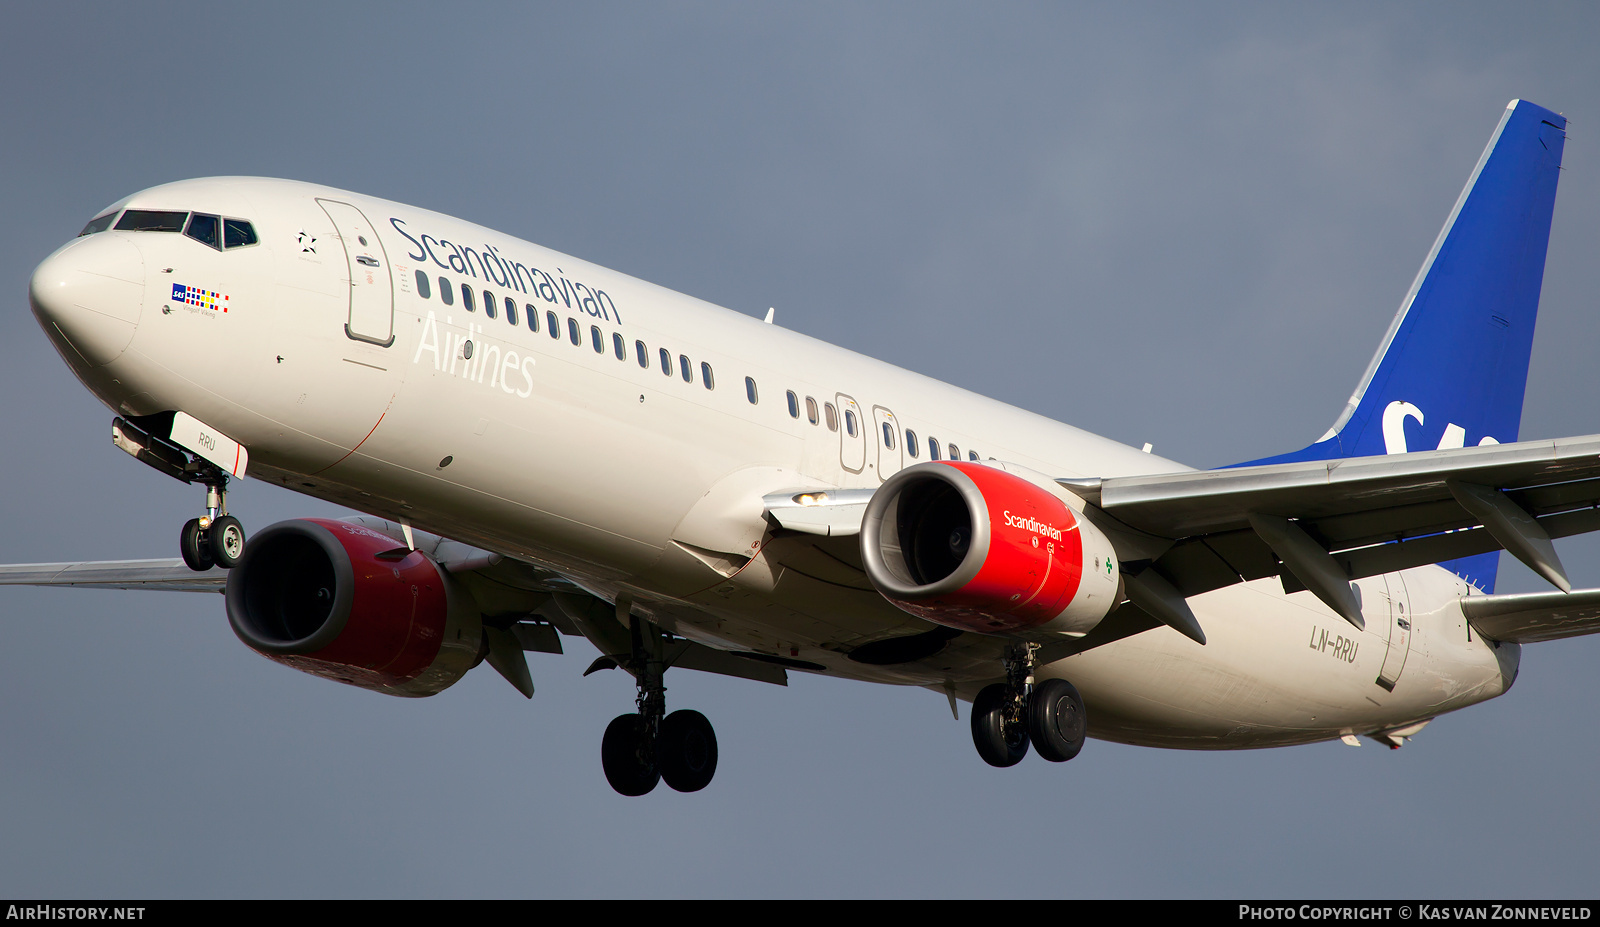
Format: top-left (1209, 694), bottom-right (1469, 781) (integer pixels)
top-left (14, 99), bottom-right (1599, 795)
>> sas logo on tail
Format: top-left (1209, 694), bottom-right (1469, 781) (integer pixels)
top-left (1382, 400), bottom-right (1499, 455)
top-left (171, 283), bottom-right (228, 313)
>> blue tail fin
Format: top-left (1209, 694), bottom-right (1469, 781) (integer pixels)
top-left (1232, 100), bottom-right (1568, 592)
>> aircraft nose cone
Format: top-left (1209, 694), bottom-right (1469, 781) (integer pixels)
top-left (29, 235), bottom-right (145, 368)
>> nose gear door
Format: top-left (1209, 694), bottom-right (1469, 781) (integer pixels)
top-left (317, 199), bottom-right (394, 347)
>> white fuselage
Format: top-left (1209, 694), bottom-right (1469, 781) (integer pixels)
top-left (31, 177), bottom-right (1517, 749)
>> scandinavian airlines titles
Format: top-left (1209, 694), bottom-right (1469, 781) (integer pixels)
top-left (389, 217), bottom-right (623, 324)
top-left (412, 311), bottom-right (536, 398)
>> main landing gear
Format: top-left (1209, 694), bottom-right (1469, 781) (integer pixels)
top-left (600, 612), bottom-right (719, 796)
top-left (970, 643), bottom-right (1087, 767)
top-left (178, 475), bottom-right (246, 572)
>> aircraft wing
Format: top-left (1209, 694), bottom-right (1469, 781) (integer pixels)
top-left (759, 434), bottom-right (1600, 638)
top-left (0, 527), bottom-right (792, 691)
top-left (1461, 588), bottom-right (1600, 643)
top-left (0, 558), bottom-right (228, 593)
top-left (1070, 433), bottom-right (1600, 622)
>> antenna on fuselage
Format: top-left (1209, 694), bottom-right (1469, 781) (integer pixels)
top-left (764, 307), bottom-right (775, 324)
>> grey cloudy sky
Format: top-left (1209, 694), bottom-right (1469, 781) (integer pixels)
top-left (2, 1), bottom-right (1599, 898)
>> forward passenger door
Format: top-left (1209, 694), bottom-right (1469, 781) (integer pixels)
top-left (318, 199), bottom-right (394, 347)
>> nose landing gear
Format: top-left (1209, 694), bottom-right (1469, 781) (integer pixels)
top-left (110, 415), bottom-right (247, 573)
top-left (971, 643), bottom-right (1087, 767)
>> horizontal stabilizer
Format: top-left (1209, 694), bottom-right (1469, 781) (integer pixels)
top-left (1461, 588), bottom-right (1600, 644)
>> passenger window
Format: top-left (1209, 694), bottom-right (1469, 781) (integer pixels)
top-left (949, 444), bottom-right (959, 459)
top-left (845, 410), bottom-right (858, 437)
top-left (547, 310), bottom-right (559, 338)
top-left (614, 332), bottom-right (626, 360)
top-left (679, 355), bottom-right (692, 383)
top-left (824, 403), bottom-right (838, 432)
top-left (907, 429), bottom-right (919, 457)
top-left (78, 212), bottom-right (118, 236)
top-left (882, 422), bottom-right (895, 449)
top-left (505, 297), bottom-right (518, 326)
top-left (115, 210), bottom-right (187, 232)
top-left (805, 397), bottom-right (818, 425)
top-left (701, 362), bottom-right (714, 390)
top-left (929, 437), bottom-right (940, 460)
top-left (636, 340), bottom-right (649, 368)
top-left (439, 277), bottom-right (454, 305)
top-left (787, 391), bottom-right (799, 418)
top-left (223, 218), bottom-right (258, 248)
top-left (184, 213), bottom-right (220, 249)
top-left (660, 348), bottom-right (672, 375)
top-left (969, 450), bottom-right (979, 461)
top-left (591, 325), bottom-right (604, 353)
top-left (483, 290), bottom-right (496, 319)
top-left (415, 270), bottom-right (432, 299)
top-left (461, 284), bottom-right (476, 312)
top-left (526, 304), bottom-right (538, 331)
top-left (568, 318), bottom-right (581, 345)
top-left (745, 377), bottom-right (758, 404)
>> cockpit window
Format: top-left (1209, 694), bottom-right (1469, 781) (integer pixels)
top-left (223, 218), bottom-right (258, 248)
top-left (115, 210), bottom-right (188, 232)
top-left (78, 212), bottom-right (118, 237)
top-left (184, 214), bottom-right (221, 249)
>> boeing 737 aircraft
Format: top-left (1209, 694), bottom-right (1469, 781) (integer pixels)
top-left (13, 99), bottom-right (1599, 796)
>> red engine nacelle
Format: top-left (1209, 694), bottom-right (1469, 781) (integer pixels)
top-left (860, 462), bottom-right (1122, 637)
top-left (225, 518), bottom-right (483, 697)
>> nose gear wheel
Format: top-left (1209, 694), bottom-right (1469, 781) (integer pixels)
top-left (179, 518), bottom-right (214, 572)
top-left (208, 515), bottom-right (246, 568)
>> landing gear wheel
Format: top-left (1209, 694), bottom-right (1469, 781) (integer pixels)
top-left (658, 709), bottom-right (718, 793)
top-left (1028, 677), bottom-right (1087, 762)
top-left (601, 713), bottom-right (659, 797)
top-left (179, 518), bottom-right (214, 572)
top-left (208, 515), bottom-right (246, 568)
top-left (971, 683), bottom-right (1029, 767)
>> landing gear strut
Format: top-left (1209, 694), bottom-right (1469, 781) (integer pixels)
top-left (600, 612), bottom-right (719, 796)
top-left (178, 475), bottom-right (245, 571)
top-left (970, 643), bottom-right (1086, 767)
